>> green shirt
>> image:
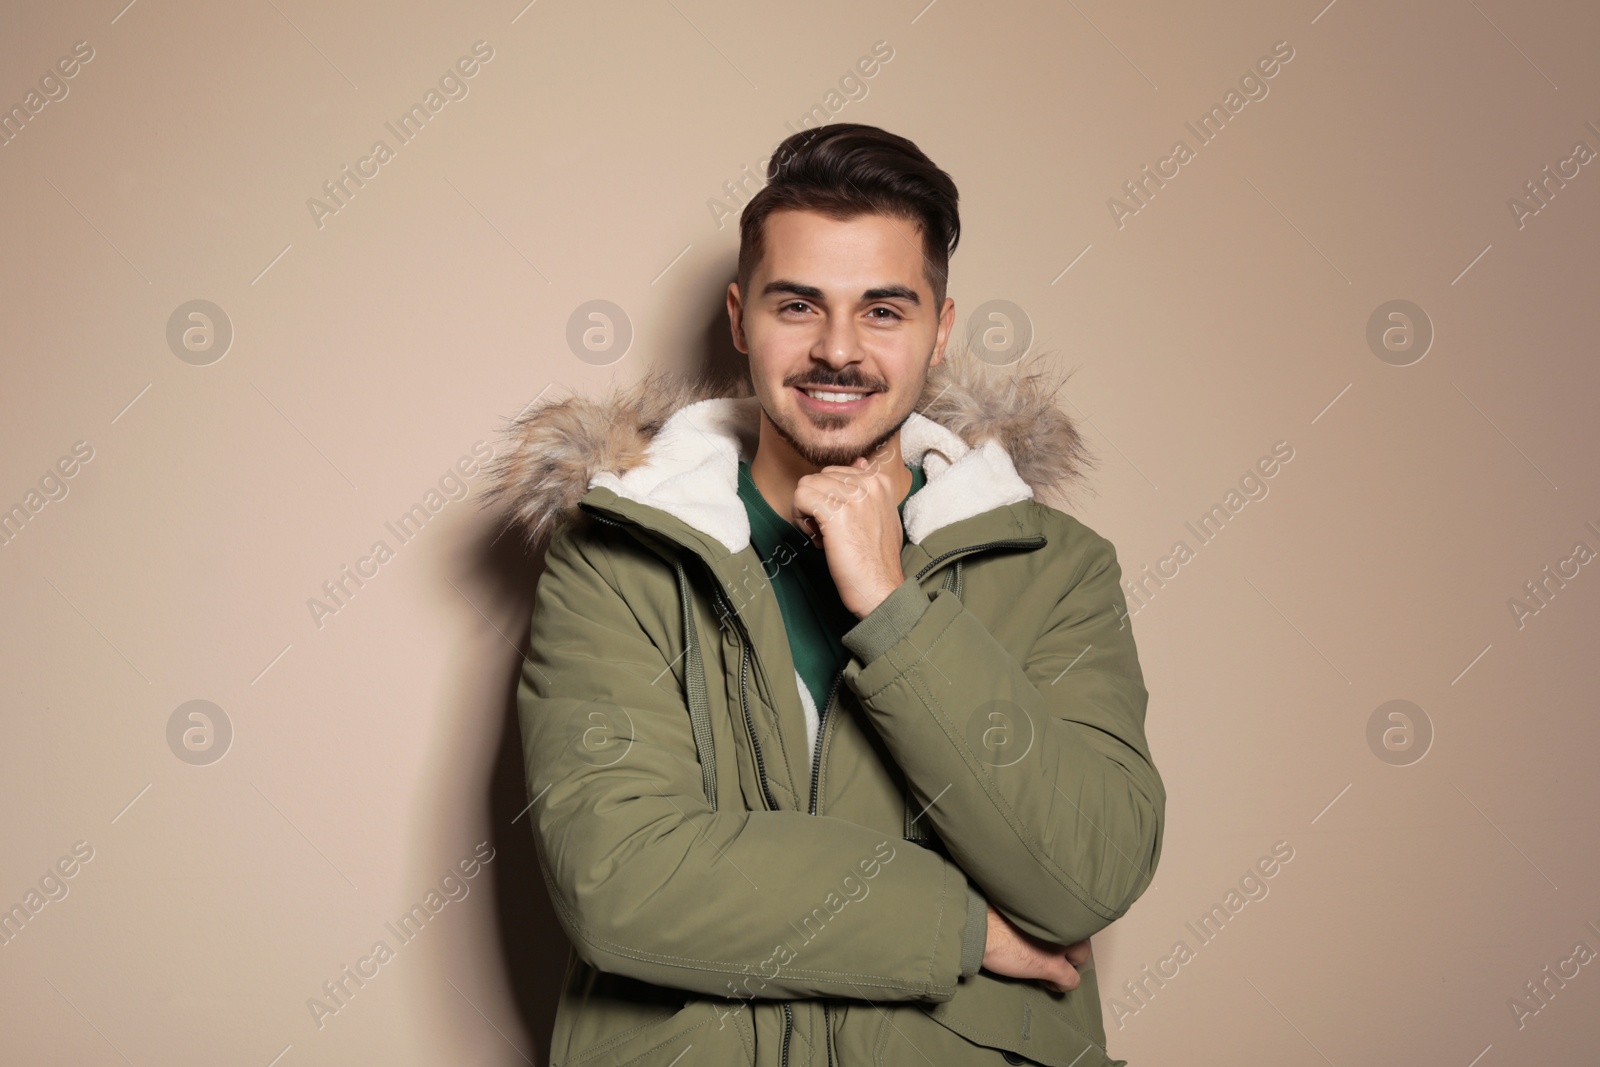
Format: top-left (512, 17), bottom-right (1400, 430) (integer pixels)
top-left (736, 459), bottom-right (925, 716)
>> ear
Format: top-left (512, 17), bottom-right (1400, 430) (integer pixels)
top-left (930, 296), bottom-right (955, 367)
top-left (726, 281), bottom-right (748, 353)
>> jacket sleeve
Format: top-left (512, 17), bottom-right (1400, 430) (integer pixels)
top-left (518, 520), bottom-right (983, 1002)
top-left (840, 526), bottom-right (1164, 948)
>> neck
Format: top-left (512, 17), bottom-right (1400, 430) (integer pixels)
top-left (748, 414), bottom-right (911, 527)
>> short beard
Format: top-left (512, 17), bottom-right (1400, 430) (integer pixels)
top-left (760, 356), bottom-right (931, 468)
top-left (768, 404), bottom-right (905, 469)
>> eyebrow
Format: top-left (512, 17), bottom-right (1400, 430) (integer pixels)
top-left (761, 280), bottom-right (921, 306)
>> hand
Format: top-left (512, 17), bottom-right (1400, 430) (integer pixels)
top-left (791, 453), bottom-right (907, 619)
top-left (981, 904), bottom-right (1093, 994)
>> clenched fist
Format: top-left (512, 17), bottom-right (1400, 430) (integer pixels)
top-left (791, 454), bottom-right (909, 619)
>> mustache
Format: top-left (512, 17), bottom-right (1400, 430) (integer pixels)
top-left (787, 370), bottom-right (885, 391)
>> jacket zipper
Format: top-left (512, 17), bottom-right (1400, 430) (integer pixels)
top-left (781, 1000), bottom-right (836, 1067)
top-left (788, 543), bottom-right (1041, 1067)
top-left (581, 508), bottom-right (1038, 1067)
top-left (584, 509), bottom-right (780, 812)
top-left (735, 621), bottom-right (780, 812)
top-left (693, 573), bottom-right (781, 813)
top-left (807, 673), bottom-right (844, 817)
top-left (795, 674), bottom-right (844, 1067)
top-left (704, 563), bottom-right (783, 814)
top-left (779, 672), bottom-right (843, 1067)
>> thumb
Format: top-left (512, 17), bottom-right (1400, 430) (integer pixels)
top-left (1049, 962), bottom-right (1081, 993)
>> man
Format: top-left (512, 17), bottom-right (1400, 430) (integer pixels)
top-left (486, 124), bottom-right (1163, 1067)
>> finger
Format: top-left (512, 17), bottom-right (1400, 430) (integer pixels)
top-left (794, 473), bottom-right (869, 516)
top-left (798, 471), bottom-right (865, 496)
top-left (789, 512), bottom-right (820, 542)
top-left (854, 456), bottom-right (889, 477)
top-left (790, 482), bottom-right (831, 524)
top-left (1064, 939), bottom-right (1093, 968)
top-left (817, 462), bottom-right (888, 486)
top-left (806, 473), bottom-right (870, 499)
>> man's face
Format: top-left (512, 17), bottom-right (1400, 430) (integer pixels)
top-left (728, 208), bottom-right (955, 469)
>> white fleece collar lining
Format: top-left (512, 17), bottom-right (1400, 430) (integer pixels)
top-left (588, 395), bottom-right (1035, 554)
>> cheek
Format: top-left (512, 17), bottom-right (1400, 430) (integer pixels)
top-left (746, 337), bottom-right (810, 387)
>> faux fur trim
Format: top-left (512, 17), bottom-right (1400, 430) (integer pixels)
top-left (479, 367), bottom-right (741, 552)
top-left (480, 349), bottom-right (1092, 553)
top-left (916, 350), bottom-right (1093, 511)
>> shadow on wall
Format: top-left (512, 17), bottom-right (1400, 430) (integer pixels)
top-left (474, 301), bottom-right (749, 1063)
top-left (481, 521), bottom-right (563, 1067)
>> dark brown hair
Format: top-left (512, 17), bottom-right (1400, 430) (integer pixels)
top-left (737, 124), bottom-right (961, 309)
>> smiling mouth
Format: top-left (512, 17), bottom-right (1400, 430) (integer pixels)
top-left (794, 386), bottom-right (878, 409)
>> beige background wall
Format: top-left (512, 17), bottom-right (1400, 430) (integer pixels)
top-left (3, 0), bottom-right (1597, 1063)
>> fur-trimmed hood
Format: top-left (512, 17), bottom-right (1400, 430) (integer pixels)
top-left (482, 350), bottom-right (1093, 555)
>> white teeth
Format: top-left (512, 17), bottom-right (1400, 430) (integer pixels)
top-left (803, 389), bottom-right (867, 403)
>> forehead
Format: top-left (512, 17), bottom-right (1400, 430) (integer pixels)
top-left (756, 209), bottom-right (928, 292)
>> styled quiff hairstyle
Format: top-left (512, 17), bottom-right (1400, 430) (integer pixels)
top-left (737, 124), bottom-right (961, 309)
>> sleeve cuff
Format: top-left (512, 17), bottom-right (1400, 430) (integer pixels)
top-left (960, 882), bottom-right (987, 977)
top-left (842, 577), bottom-right (932, 664)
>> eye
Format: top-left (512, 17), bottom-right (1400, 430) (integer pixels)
top-left (867, 306), bottom-right (902, 321)
top-left (781, 301), bottom-right (811, 315)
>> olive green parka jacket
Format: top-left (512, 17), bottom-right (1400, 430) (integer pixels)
top-left (486, 355), bottom-right (1164, 1067)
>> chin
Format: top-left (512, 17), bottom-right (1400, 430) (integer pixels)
top-left (798, 440), bottom-right (877, 468)
top-left (776, 408), bottom-right (902, 469)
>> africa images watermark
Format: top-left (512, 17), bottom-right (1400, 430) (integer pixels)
top-left (1118, 441), bottom-right (1296, 627)
top-left (713, 839), bottom-right (898, 1030)
top-left (305, 40), bottom-right (495, 230)
top-left (1506, 518), bottom-right (1599, 631)
top-left (706, 40), bottom-right (897, 232)
top-left (1507, 919), bottom-right (1600, 1030)
top-left (0, 840), bottom-right (96, 948)
top-left (1506, 119), bottom-right (1600, 231)
top-left (305, 841), bottom-right (496, 1029)
top-left (306, 440), bottom-right (496, 630)
top-left (0, 39), bottom-right (96, 149)
top-left (0, 440), bottom-right (95, 549)
top-left (1108, 840), bottom-right (1296, 1029)
top-left (1107, 39), bottom-right (1296, 229)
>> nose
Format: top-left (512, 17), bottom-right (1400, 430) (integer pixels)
top-left (810, 311), bottom-right (861, 370)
